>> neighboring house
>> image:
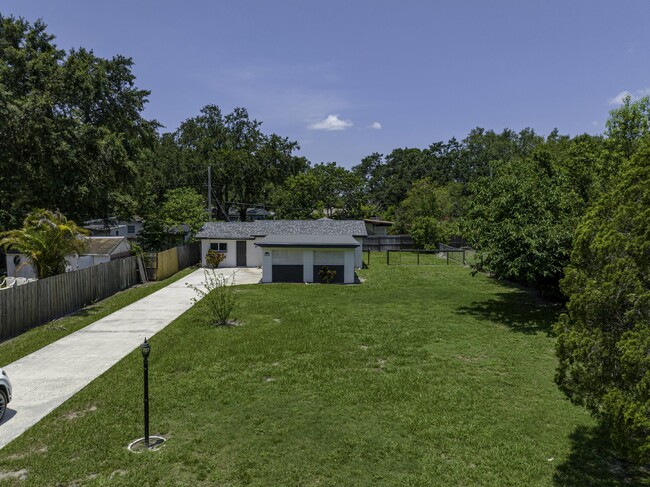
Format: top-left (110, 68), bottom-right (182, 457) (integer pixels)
top-left (84, 217), bottom-right (143, 239)
top-left (6, 237), bottom-right (132, 279)
top-left (227, 207), bottom-right (274, 222)
top-left (364, 218), bottom-right (394, 236)
top-left (196, 219), bottom-right (367, 284)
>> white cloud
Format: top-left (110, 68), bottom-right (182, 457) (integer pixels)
top-left (370, 121), bottom-right (382, 130)
top-left (609, 88), bottom-right (650, 105)
top-left (609, 91), bottom-right (632, 105)
top-left (308, 114), bottom-right (353, 131)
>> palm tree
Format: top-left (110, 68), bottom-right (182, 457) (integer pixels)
top-left (0, 209), bottom-right (89, 279)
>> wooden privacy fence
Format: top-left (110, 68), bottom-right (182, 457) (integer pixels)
top-left (363, 235), bottom-right (414, 251)
top-left (0, 256), bottom-right (138, 341)
top-left (144, 242), bottom-right (200, 281)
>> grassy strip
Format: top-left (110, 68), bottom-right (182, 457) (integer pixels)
top-left (0, 266), bottom-right (197, 367)
top-left (1, 262), bottom-right (643, 485)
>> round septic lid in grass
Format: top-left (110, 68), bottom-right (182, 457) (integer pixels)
top-left (128, 436), bottom-right (166, 453)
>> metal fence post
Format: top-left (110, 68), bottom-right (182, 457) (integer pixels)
top-left (386, 250), bottom-right (390, 265)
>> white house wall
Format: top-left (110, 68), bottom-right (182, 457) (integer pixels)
top-left (201, 240), bottom-right (237, 267)
top-left (6, 254), bottom-right (37, 279)
top-left (354, 237), bottom-right (364, 268)
top-left (263, 247), bottom-right (355, 284)
top-left (112, 239), bottom-right (132, 256)
top-left (201, 239), bottom-right (262, 268)
top-left (201, 237), bottom-right (359, 269)
top-left (6, 253), bottom-right (84, 278)
top-left (247, 239), bottom-right (262, 267)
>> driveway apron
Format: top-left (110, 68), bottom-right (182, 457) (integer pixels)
top-left (0, 267), bottom-right (261, 449)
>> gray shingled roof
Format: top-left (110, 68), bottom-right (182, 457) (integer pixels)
top-left (196, 219), bottom-right (367, 239)
top-left (83, 237), bottom-right (129, 255)
top-left (256, 234), bottom-right (361, 248)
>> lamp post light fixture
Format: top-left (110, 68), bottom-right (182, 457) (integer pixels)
top-left (140, 337), bottom-right (151, 448)
top-left (128, 337), bottom-right (165, 452)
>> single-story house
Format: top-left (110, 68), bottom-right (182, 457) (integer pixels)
top-left (364, 218), bottom-right (394, 236)
top-left (227, 207), bottom-right (274, 221)
top-left (195, 219), bottom-right (367, 284)
top-left (6, 237), bottom-right (132, 279)
top-left (84, 217), bottom-right (144, 239)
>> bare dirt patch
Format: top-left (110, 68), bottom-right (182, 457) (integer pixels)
top-left (6, 446), bottom-right (47, 461)
top-left (0, 469), bottom-right (28, 481)
top-left (63, 405), bottom-right (97, 421)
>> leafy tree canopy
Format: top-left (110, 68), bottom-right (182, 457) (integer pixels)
top-left (0, 15), bottom-right (158, 231)
top-left (555, 140), bottom-right (650, 462)
top-left (464, 151), bottom-right (578, 298)
top-left (168, 105), bottom-right (307, 221)
top-left (272, 162), bottom-right (364, 220)
top-left (139, 187), bottom-right (207, 251)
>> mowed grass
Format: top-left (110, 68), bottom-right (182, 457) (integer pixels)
top-left (0, 257), bottom-right (641, 486)
top-left (0, 266), bottom-right (197, 367)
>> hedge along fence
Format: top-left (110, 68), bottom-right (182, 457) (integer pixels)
top-left (0, 256), bottom-right (138, 342)
top-left (144, 242), bottom-right (200, 281)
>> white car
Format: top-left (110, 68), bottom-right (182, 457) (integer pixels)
top-left (0, 368), bottom-right (12, 422)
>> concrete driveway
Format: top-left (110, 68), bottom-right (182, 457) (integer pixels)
top-left (0, 266), bottom-right (261, 449)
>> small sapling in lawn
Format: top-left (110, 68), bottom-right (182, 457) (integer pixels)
top-left (188, 269), bottom-right (237, 326)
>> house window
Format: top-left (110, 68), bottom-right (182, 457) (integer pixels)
top-left (127, 225), bottom-right (136, 234)
top-left (210, 242), bottom-right (228, 252)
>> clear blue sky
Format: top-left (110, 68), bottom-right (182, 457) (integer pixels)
top-left (4, 1), bottom-right (650, 167)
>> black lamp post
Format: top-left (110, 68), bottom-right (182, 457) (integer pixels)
top-left (140, 337), bottom-right (151, 448)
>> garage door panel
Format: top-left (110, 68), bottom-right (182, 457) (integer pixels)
top-left (314, 250), bottom-right (344, 266)
top-left (272, 265), bottom-right (304, 282)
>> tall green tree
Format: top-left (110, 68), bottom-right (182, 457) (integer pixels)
top-left (602, 95), bottom-right (650, 187)
top-left (0, 15), bottom-right (157, 230)
top-left (555, 141), bottom-right (650, 462)
top-left (139, 187), bottom-right (207, 250)
top-left (0, 209), bottom-right (88, 278)
top-left (271, 171), bottom-right (321, 219)
top-left (172, 105), bottom-right (306, 220)
top-left (272, 163), bottom-right (364, 219)
top-left (464, 151), bottom-right (577, 297)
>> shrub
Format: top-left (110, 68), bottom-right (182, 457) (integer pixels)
top-left (318, 265), bottom-right (337, 284)
top-left (206, 250), bottom-right (226, 269)
top-left (188, 269), bottom-right (237, 326)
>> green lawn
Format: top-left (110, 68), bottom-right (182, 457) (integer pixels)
top-left (0, 266), bottom-right (197, 367)
top-left (0, 258), bottom-right (643, 486)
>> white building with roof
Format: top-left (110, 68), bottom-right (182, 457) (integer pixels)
top-left (195, 219), bottom-right (367, 284)
top-left (6, 237), bottom-right (132, 279)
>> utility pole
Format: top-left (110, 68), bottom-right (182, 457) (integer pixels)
top-left (207, 165), bottom-right (212, 220)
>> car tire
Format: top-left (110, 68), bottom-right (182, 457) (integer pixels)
top-left (0, 389), bottom-right (7, 422)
